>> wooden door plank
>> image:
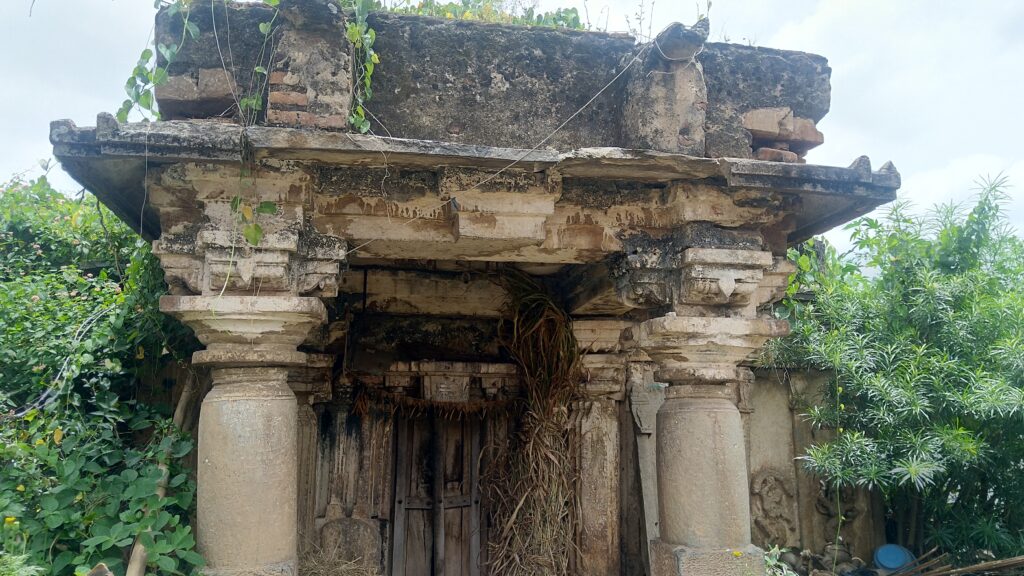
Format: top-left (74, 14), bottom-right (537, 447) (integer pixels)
top-left (392, 419), bottom-right (411, 576)
top-left (407, 510), bottom-right (431, 576)
top-left (432, 415), bottom-right (446, 575)
top-left (469, 420), bottom-right (482, 576)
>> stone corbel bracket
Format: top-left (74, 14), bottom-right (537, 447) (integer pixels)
top-left (678, 247), bottom-right (773, 306)
top-left (609, 232), bottom-right (784, 312)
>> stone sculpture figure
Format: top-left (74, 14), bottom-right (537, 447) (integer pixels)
top-left (750, 469), bottom-right (798, 548)
top-left (816, 480), bottom-right (860, 542)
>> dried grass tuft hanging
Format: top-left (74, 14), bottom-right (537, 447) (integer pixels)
top-left (482, 269), bottom-right (584, 576)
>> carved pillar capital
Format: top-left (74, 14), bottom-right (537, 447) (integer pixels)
top-left (160, 295), bottom-right (327, 368)
top-left (150, 163), bottom-right (347, 297)
top-left (637, 313), bottom-right (788, 386)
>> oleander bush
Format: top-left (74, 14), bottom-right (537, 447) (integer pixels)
top-left (766, 178), bottom-right (1024, 560)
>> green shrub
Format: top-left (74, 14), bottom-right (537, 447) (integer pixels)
top-left (0, 177), bottom-right (200, 575)
top-left (767, 178), bottom-right (1024, 560)
top-left (0, 553), bottom-right (45, 576)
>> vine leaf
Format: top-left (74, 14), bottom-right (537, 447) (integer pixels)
top-left (156, 43), bottom-right (177, 63)
top-left (242, 223), bottom-right (263, 246)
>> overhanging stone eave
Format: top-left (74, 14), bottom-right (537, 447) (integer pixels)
top-left (50, 114), bottom-right (900, 245)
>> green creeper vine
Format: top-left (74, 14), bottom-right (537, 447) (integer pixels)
top-left (117, 1), bottom-right (196, 123)
top-left (343, 0), bottom-right (379, 134)
top-left (238, 0), bottom-right (282, 126)
top-left (229, 197), bottom-right (277, 248)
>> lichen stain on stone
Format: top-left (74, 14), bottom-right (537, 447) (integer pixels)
top-left (315, 166), bottom-right (436, 200)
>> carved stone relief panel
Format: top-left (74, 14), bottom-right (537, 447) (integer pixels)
top-left (750, 468), bottom-right (799, 548)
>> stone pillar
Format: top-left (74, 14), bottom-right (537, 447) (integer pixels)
top-left (162, 295), bottom-right (328, 576)
top-left (641, 317), bottom-right (787, 576)
top-left (611, 239), bottom-right (796, 576)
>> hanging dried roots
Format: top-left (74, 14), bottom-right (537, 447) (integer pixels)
top-left (482, 269), bottom-right (584, 576)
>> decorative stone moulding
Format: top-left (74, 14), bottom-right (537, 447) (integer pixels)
top-left (384, 360), bottom-right (519, 400)
top-left (613, 246), bottom-right (784, 310)
top-left (288, 353), bottom-right (334, 404)
top-left (149, 162), bottom-right (347, 298)
top-left (679, 248), bottom-right (774, 306)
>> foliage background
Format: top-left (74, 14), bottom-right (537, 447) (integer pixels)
top-left (0, 177), bottom-right (200, 576)
top-left (765, 180), bottom-right (1024, 561)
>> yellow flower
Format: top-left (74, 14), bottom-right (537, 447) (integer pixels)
top-left (732, 550), bottom-right (743, 558)
top-left (16, 485), bottom-right (25, 492)
top-left (3, 517), bottom-right (15, 526)
top-left (34, 438), bottom-right (45, 446)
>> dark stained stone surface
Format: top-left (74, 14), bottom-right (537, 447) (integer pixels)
top-left (365, 12), bottom-right (635, 150)
top-left (700, 43), bottom-right (831, 158)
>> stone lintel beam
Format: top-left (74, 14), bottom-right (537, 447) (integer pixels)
top-left (384, 360), bottom-right (518, 401)
top-left (160, 295), bottom-right (327, 576)
top-left (338, 268), bottom-right (509, 317)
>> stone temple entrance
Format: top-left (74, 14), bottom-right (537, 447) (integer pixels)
top-left (50, 2), bottom-right (900, 574)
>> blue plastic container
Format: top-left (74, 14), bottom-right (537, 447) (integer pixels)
top-left (874, 544), bottom-right (915, 571)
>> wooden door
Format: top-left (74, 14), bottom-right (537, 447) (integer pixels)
top-left (392, 416), bottom-right (482, 576)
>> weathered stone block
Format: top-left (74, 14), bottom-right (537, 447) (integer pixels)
top-left (755, 147), bottom-right (800, 163)
top-left (364, 12), bottom-right (634, 149)
top-left (622, 21), bottom-right (708, 155)
top-left (197, 68), bottom-right (235, 100)
top-left (701, 43), bottom-right (830, 158)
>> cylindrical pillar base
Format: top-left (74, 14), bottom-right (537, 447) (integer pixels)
top-left (197, 368), bottom-right (298, 576)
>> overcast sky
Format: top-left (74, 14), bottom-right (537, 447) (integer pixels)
top-left (2, 0), bottom-right (1022, 245)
